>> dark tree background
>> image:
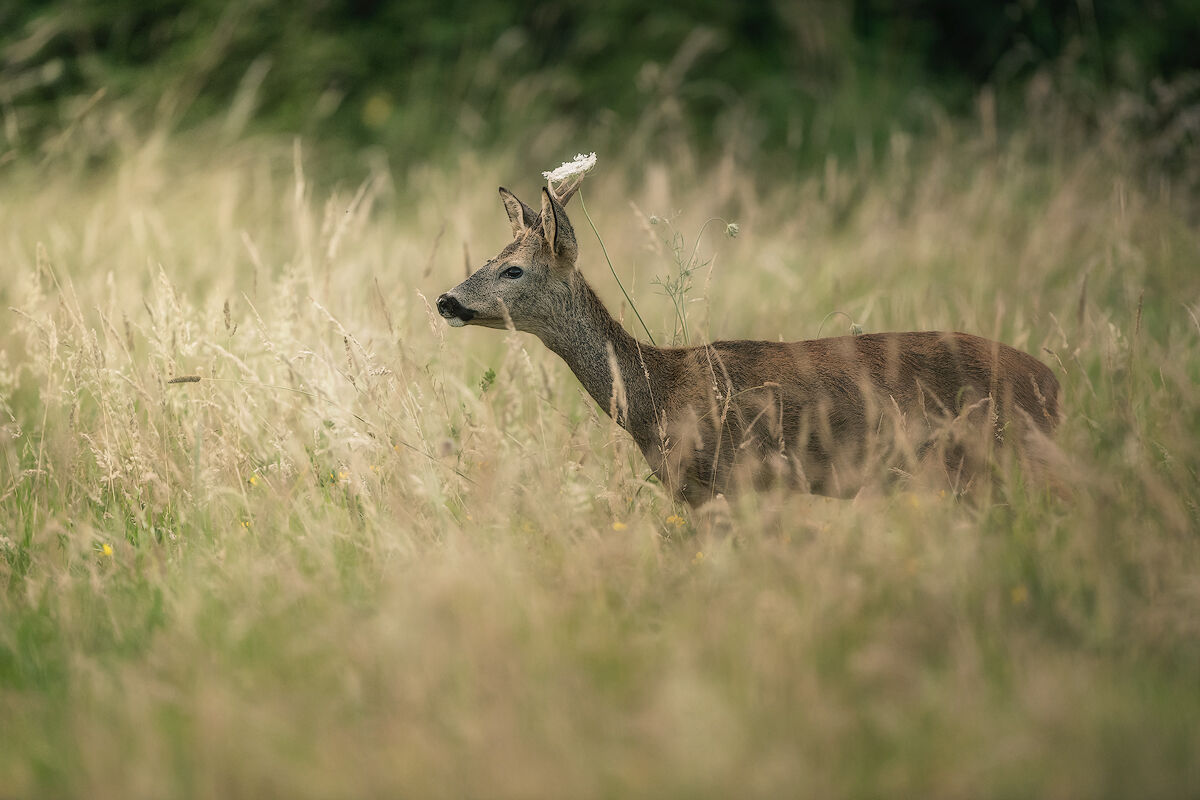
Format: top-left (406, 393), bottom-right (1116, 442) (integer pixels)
top-left (1, 0), bottom-right (1197, 167)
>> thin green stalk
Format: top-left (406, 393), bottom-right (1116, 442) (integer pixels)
top-left (671, 216), bottom-right (728, 346)
top-left (673, 290), bottom-right (689, 346)
top-left (578, 190), bottom-right (656, 346)
top-left (683, 217), bottom-right (728, 276)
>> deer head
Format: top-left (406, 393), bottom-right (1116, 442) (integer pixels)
top-left (437, 183), bottom-right (581, 338)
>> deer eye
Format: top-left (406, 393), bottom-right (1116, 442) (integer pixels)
top-left (500, 266), bottom-right (524, 279)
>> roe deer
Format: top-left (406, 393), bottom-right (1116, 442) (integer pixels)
top-left (437, 182), bottom-right (1061, 506)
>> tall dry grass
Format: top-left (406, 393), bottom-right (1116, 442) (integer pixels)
top-left (1, 106), bottom-right (1199, 798)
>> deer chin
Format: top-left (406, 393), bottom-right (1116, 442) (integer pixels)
top-left (468, 317), bottom-right (512, 330)
top-left (445, 314), bottom-right (510, 330)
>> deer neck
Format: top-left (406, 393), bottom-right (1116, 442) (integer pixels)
top-left (537, 275), bottom-right (667, 448)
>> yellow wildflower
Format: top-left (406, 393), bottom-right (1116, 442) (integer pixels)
top-left (612, 521), bottom-right (628, 531)
top-left (249, 474), bottom-right (259, 486)
top-left (240, 520), bottom-right (252, 529)
top-left (666, 514), bottom-right (686, 527)
top-left (101, 543), bottom-right (113, 557)
top-left (692, 551), bottom-right (704, 564)
top-left (362, 93), bottom-right (394, 129)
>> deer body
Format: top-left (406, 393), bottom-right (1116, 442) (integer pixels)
top-left (438, 184), bottom-right (1061, 505)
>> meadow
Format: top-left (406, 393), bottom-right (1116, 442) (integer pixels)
top-left (1, 99), bottom-right (1199, 797)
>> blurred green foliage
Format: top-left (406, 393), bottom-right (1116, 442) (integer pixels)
top-left (856, 0), bottom-right (1200, 85)
top-left (1, 0), bottom-right (1198, 167)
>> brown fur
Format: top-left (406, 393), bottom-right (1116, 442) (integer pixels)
top-left (437, 185), bottom-right (1062, 506)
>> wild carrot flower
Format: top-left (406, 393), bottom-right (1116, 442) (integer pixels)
top-left (542, 152), bottom-right (597, 185)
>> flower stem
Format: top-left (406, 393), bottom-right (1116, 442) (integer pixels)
top-left (577, 190), bottom-right (657, 346)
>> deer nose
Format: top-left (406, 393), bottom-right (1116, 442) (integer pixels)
top-left (436, 293), bottom-right (474, 321)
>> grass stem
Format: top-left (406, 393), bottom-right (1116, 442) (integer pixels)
top-left (578, 190), bottom-right (656, 346)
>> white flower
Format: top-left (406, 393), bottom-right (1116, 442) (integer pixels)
top-left (542, 152), bottom-right (597, 184)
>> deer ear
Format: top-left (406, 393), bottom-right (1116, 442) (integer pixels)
top-left (499, 187), bottom-right (538, 238)
top-left (540, 187), bottom-right (578, 264)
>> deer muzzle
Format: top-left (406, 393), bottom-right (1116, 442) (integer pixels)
top-left (436, 293), bottom-right (475, 327)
